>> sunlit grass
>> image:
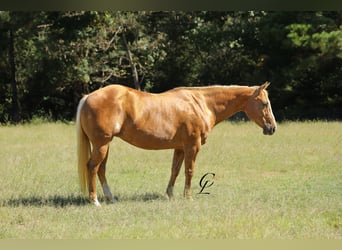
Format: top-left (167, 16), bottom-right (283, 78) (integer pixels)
top-left (0, 121), bottom-right (341, 239)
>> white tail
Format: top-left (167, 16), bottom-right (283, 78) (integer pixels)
top-left (76, 95), bottom-right (91, 195)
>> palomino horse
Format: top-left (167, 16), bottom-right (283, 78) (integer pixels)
top-left (76, 81), bottom-right (276, 206)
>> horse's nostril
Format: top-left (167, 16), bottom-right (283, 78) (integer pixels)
top-left (263, 125), bottom-right (276, 135)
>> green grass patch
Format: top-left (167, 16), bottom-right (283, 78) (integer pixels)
top-left (0, 121), bottom-right (341, 239)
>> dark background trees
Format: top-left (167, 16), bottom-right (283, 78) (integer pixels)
top-left (0, 11), bottom-right (341, 123)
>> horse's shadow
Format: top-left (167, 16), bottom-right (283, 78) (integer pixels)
top-left (1, 192), bottom-right (167, 208)
top-left (1, 195), bottom-right (89, 207)
top-left (122, 192), bottom-right (167, 203)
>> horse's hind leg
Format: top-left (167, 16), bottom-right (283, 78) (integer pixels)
top-left (166, 149), bottom-right (184, 199)
top-left (97, 146), bottom-right (116, 203)
top-left (88, 143), bottom-right (109, 206)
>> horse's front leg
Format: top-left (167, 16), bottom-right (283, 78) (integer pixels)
top-left (183, 141), bottom-right (200, 200)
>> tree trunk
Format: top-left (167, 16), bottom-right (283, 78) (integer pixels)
top-left (122, 33), bottom-right (141, 91)
top-left (8, 29), bottom-right (20, 123)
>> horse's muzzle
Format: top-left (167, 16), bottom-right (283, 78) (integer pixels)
top-left (263, 124), bottom-right (276, 135)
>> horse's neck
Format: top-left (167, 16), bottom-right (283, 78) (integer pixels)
top-left (203, 86), bottom-right (254, 124)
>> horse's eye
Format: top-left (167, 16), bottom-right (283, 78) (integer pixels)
top-left (262, 102), bottom-right (268, 108)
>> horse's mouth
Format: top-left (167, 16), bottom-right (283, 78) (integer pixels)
top-left (263, 124), bottom-right (276, 135)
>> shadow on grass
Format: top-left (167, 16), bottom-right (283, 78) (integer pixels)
top-left (122, 192), bottom-right (168, 202)
top-left (0, 192), bottom-right (167, 207)
top-left (0, 194), bottom-right (89, 208)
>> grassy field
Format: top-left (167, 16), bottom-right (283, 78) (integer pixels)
top-left (0, 121), bottom-right (341, 239)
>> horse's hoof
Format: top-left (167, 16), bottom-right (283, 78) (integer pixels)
top-left (106, 197), bottom-right (118, 204)
top-left (184, 194), bottom-right (194, 201)
top-left (167, 195), bottom-right (175, 201)
top-left (93, 199), bottom-right (101, 207)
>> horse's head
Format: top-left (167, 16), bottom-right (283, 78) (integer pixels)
top-left (245, 82), bottom-right (277, 135)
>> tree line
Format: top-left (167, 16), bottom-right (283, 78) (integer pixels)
top-left (0, 11), bottom-right (341, 123)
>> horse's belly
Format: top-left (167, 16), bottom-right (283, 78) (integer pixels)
top-left (118, 134), bottom-right (180, 150)
top-left (117, 127), bottom-right (181, 150)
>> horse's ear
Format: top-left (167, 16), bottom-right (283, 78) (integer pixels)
top-left (261, 81), bottom-right (271, 90)
top-left (253, 81), bottom-right (270, 97)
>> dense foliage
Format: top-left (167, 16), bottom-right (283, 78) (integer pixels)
top-left (1, 11), bottom-right (341, 123)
